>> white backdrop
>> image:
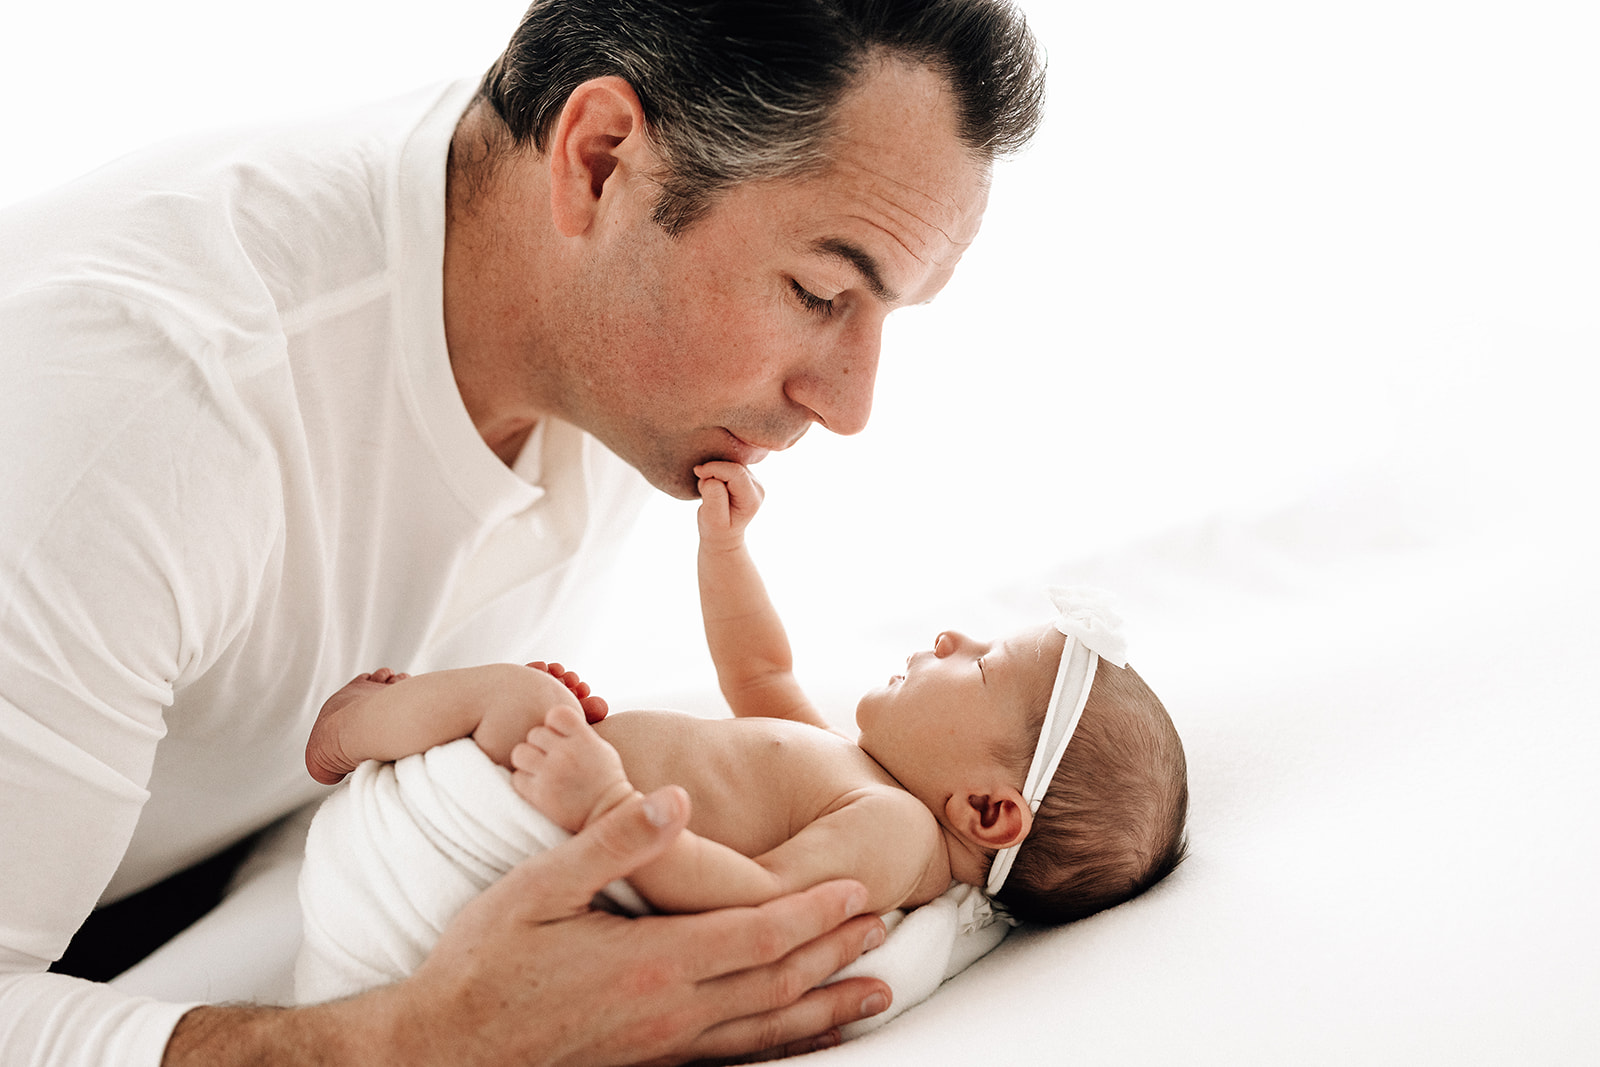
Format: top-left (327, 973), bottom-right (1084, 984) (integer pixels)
top-left (8, 4), bottom-right (1600, 1061)
top-left (3, 0), bottom-right (1594, 712)
top-left (6, 0), bottom-right (1593, 684)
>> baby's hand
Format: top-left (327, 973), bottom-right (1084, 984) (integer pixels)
top-left (525, 660), bottom-right (608, 723)
top-left (695, 461), bottom-right (765, 547)
top-left (510, 704), bottom-right (634, 833)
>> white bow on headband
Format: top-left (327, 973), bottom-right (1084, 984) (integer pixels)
top-left (984, 586), bottom-right (1129, 899)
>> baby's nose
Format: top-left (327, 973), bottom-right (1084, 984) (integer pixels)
top-left (941, 631), bottom-right (976, 652)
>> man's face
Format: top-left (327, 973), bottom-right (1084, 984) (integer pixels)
top-left (552, 60), bottom-right (991, 497)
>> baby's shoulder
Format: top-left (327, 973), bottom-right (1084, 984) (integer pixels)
top-left (827, 778), bottom-right (938, 828)
top-left (803, 782), bottom-right (949, 911)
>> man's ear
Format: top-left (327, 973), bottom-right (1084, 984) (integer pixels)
top-left (546, 76), bottom-right (652, 238)
top-left (945, 787), bottom-right (1032, 851)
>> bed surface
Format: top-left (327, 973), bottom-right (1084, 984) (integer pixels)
top-left (115, 436), bottom-right (1599, 1063)
top-left (808, 478), bottom-right (1598, 1063)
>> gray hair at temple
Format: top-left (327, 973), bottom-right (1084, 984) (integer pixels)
top-left (478, 0), bottom-right (1047, 233)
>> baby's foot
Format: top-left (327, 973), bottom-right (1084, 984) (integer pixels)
top-left (525, 660), bottom-right (609, 722)
top-left (510, 704), bottom-right (632, 832)
top-left (306, 669), bottom-right (409, 785)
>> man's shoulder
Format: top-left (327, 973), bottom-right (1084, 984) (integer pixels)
top-left (0, 82), bottom-right (469, 337)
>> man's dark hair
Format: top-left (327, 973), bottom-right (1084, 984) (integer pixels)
top-left (478, 0), bottom-right (1046, 232)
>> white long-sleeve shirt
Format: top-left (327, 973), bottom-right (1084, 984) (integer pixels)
top-left (0, 80), bottom-right (650, 1065)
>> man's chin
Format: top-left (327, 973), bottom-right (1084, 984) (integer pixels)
top-left (637, 469), bottom-right (699, 501)
top-left (634, 459), bottom-right (703, 501)
top-left (632, 441), bottom-right (767, 500)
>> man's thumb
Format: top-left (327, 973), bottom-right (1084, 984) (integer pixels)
top-left (495, 786), bottom-right (690, 921)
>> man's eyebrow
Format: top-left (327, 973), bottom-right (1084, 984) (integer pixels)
top-left (810, 237), bottom-right (900, 305)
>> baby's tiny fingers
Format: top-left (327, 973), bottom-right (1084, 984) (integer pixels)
top-left (698, 475), bottom-right (730, 505)
top-left (510, 769), bottom-right (543, 808)
top-left (543, 703), bottom-right (588, 735)
top-left (523, 724), bottom-right (560, 754)
top-left (509, 741), bottom-right (543, 772)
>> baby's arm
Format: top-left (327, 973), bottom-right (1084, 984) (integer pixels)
top-left (511, 706), bottom-right (788, 910)
top-left (748, 791), bottom-right (950, 915)
top-left (695, 462), bottom-right (828, 729)
top-left (511, 712), bottom-right (942, 914)
top-left (305, 661), bottom-right (600, 784)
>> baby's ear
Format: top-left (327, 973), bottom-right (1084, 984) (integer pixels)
top-left (945, 787), bottom-right (1032, 851)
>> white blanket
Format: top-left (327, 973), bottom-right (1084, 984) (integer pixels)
top-left (293, 737), bottom-right (1008, 1035)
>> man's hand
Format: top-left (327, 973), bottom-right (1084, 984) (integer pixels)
top-left (385, 786), bottom-right (891, 1064)
top-left (510, 703), bottom-right (633, 832)
top-left (164, 788), bottom-right (891, 1065)
top-left (695, 461), bottom-right (764, 550)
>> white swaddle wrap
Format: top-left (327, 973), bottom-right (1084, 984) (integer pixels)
top-left (294, 738), bottom-right (1009, 1036)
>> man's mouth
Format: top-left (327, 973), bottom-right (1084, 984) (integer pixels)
top-left (725, 422), bottom-right (812, 460)
top-left (721, 430), bottom-right (776, 466)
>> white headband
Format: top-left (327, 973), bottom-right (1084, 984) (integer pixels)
top-left (985, 586), bottom-right (1128, 898)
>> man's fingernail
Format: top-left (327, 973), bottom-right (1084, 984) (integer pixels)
top-left (642, 791), bottom-right (673, 828)
top-left (863, 923), bottom-right (885, 951)
top-left (860, 992), bottom-right (889, 1016)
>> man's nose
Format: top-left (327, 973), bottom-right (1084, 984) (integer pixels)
top-left (788, 323), bottom-right (882, 436)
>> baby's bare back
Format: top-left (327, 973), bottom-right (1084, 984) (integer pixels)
top-left (594, 710), bottom-right (902, 861)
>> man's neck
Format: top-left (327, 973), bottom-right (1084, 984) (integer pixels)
top-left (479, 418), bottom-right (539, 469)
top-left (442, 101), bottom-right (553, 469)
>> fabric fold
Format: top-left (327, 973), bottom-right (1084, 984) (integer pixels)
top-left (295, 738), bottom-right (1007, 1036)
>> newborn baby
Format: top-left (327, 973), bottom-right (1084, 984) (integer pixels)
top-left (301, 463), bottom-right (1187, 992)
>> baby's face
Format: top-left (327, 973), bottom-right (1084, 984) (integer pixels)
top-left (855, 622), bottom-right (1065, 811)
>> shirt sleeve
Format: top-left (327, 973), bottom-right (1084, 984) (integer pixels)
top-left (0, 283), bottom-right (280, 1065)
top-left (0, 972), bottom-right (197, 1067)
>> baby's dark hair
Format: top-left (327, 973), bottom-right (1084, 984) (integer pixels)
top-left (993, 659), bottom-right (1188, 924)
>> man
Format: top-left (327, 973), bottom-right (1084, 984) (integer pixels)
top-left (0, 1), bottom-right (1044, 1063)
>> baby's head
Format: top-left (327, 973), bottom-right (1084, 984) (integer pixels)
top-left (855, 588), bottom-right (1188, 924)
top-left (989, 650), bottom-right (1188, 923)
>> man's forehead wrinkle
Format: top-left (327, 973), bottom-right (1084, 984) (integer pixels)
top-left (845, 156), bottom-right (968, 230)
top-left (810, 237), bottom-right (898, 303)
top-left (838, 189), bottom-right (957, 274)
top-left (828, 145), bottom-right (977, 241)
top-left (844, 209), bottom-right (924, 265)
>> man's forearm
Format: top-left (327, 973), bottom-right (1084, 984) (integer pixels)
top-left (163, 995), bottom-right (403, 1066)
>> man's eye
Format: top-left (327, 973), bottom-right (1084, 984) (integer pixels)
top-left (789, 280), bottom-right (836, 317)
